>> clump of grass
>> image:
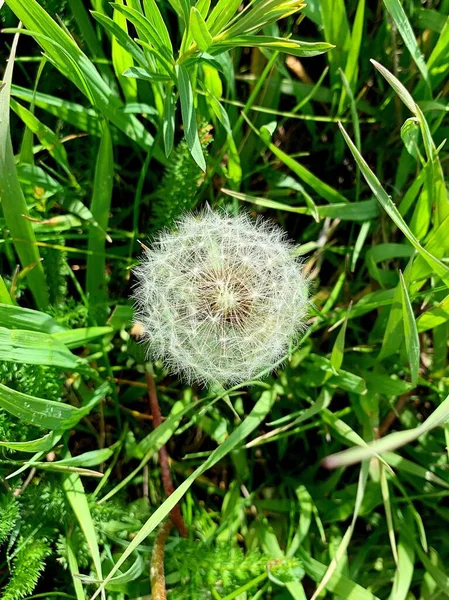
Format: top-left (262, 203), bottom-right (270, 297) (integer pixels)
top-left (1, 0), bottom-right (449, 599)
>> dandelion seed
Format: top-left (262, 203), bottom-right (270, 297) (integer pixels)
top-left (132, 209), bottom-right (309, 386)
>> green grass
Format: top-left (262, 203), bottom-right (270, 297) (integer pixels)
top-left (0, 0), bottom-right (449, 599)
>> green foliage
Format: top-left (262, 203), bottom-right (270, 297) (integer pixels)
top-left (2, 538), bottom-right (51, 600)
top-left (0, 495), bottom-right (19, 545)
top-left (166, 541), bottom-right (303, 598)
top-left (150, 125), bottom-right (213, 231)
top-left (41, 237), bottom-right (68, 308)
top-left (1, 0), bottom-right (449, 598)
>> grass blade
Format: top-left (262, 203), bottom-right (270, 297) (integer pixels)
top-left (399, 270), bottom-right (420, 386)
top-left (338, 121), bottom-right (449, 287)
top-left (0, 32), bottom-right (49, 309)
top-left (89, 388), bottom-right (276, 598)
top-left (383, 0), bottom-right (429, 85)
top-left (86, 122), bottom-right (114, 324)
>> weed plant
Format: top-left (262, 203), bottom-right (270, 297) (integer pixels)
top-left (0, 0), bottom-right (449, 598)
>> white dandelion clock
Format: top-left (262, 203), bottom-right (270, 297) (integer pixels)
top-left (132, 210), bottom-right (309, 386)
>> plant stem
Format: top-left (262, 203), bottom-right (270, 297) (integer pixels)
top-left (150, 520), bottom-right (173, 600)
top-left (146, 370), bottom-right (188, 537)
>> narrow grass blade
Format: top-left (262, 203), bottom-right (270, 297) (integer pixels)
top-left (338, 0), bottom-right (365, 112)
top-left (388, 509), bottom-right (415, 600)
top-left (310, 461), bottom-right (369, 600)
top-left (89, 388), bottom-right (276, 598)
top-left (324, 391), bottom-right (449, 468)
top-left (86, 122), bottom-right (114, 324)
top-left (338, 122), bottom-right (449, 287)
top-left (417, 293), bottom-right (449, 332)
top-left (242, 116), bottom-right (349, 204)
top-left (66, 532), bottom-right (86, 600)
top-left (383, 0), bottom-right (429, 85)
top-left (399, 270), bottom-right (420, 386)
top-left (5, 0), bottom-right (167, 164)
top-left (52, 327), bottom-right (113, 349)
top-left (222, 189), bottom-right (377, 221)
top-left (0, 32), bottom-right (49, 309)
top-left (380, 464), bottom-right (399, 565)
top-left (112, 0), bottom-right (138, 102)
top-left (63, 468), bottom-right (105, 600)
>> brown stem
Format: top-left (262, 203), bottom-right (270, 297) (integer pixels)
top-left (146, 371), bottom-right (188, 537)
top-left (378, 393), bottom-right (410, 438)
top-left (150, 520), bottom-right (173, 600)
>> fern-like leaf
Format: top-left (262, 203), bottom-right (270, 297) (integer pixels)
top-left (2, 538), bottom-right (51, 600)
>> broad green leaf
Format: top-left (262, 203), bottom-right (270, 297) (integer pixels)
top-left (0, 327), bottom-right (90, 372)
top-left (0, 430), bottom-right (63, 453)
top-left (0, 383), bottom-right (79, 429)
top-left (190, 7), bottom-right (213, 51)
top-left (0, 279), bottom-right (13, 305)
top-left (123, 66), bottom-right (172, 81)
top-left (111, 0), bottom-right (137, 102)
top-left (91, 11), bottom-right (148, 67)
top-left (177, 64), bottom-right (206, 171)
top-left (0, 381), bottom-right (109, 430)
top-left (143, 0), bottom-right (173, 55)
top-left (111, 3), bottom-right (173, 62)
top-left (401, 117), bottom-right (420, 159)
top-left (0, 303), bottom-right (66, 333)
top-left (54, 447), bottom-right (115, 467)
top-left (12, 85), bottom-right (103, 138)
top-left (206, 0), bottom-right (242, 36)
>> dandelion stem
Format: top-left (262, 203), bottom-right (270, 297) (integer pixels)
top-left (146, 369), bottom-right (188, 537)
top-left (150, 520), bottom-right (173, 600)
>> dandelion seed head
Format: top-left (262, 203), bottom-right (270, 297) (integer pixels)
top-left (132, 210), bottom-right (309, 386)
